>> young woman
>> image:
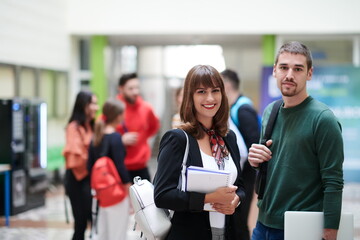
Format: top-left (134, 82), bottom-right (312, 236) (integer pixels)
top-left (154, 65), bottom-right (245, 240)
top-left (63, 91), bottom-right (98, 240)
top-left (87, 99), bottom-right (131, 240)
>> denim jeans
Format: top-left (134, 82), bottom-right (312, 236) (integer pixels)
top-left (252, 221), bottom-right (284, 240)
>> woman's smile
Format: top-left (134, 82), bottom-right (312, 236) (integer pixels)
top-left (203, 104), bottom-right (216, 110)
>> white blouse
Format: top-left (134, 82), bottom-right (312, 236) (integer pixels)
top-left (200, 149), bottom-right (238, 229)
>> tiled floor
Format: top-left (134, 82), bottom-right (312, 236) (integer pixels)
top-left (1, 163), bottom-right (359, 240)
top-left (0, 184), bottom-right (143, 240)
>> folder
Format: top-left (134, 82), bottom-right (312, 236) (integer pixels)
top-left (186, 166), bottom-right (232, 211)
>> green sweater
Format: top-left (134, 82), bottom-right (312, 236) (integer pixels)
top-left (258, 96), bottom-right (344, 230)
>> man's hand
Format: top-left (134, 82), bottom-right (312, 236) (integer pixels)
top-left (322, 228), bottom-right (338, 240)
top-left (122, 132), bottom-right (138, 146)
top-left (248, 140), bottom-right (273, 168)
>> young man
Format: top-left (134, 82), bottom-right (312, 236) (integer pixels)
top-left (116, 73), bottom-right (160, 181)
top-left (221, 69), bottom-right (260, 240)
top-left (248, 41), bottom-right (344, 240)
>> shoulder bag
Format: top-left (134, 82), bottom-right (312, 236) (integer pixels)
top-left (129, 129), bottom-right (189, 240)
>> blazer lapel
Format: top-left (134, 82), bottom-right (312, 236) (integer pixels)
top-left (187, 134), bottom-right (204, 168)
top-left (224, 133), bottom-right (241, 171)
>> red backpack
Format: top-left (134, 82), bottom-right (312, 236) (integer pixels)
top-left (91, 156), bottom-right (127, 207)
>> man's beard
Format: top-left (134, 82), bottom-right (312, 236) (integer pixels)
top-left (124, 95), bottom-right (136, 104)
top-left (281, 80), bottom-right (297, 97)
top-left (281, 88), bottom-right (296, 97)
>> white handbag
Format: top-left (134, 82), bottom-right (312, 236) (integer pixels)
top-left (130, 177), bottom-right (171, 240)
top-left (129, 130), bottom-right (189, 240)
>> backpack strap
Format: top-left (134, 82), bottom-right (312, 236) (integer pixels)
top-left (256, 99), bottom-right (283, 199)
top-left (230, 96), bottom-right (253, 126)
top-left (91, 198), bottom-right (100, 236)
top-left (261, 99), bottom-right (283, 145)
top-left (98, 135), bottom-right (111, 158)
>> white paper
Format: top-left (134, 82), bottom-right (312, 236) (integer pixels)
top-left (186, 166), bottom-right (232, 211)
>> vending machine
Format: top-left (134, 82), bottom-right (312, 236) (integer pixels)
top-left (0, 98), bottom-right (48, 215)
top-left (23, 99), bottom-right (48, 211)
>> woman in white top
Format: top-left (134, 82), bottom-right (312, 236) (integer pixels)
top-left (154, 65), bottom-right (245, 240)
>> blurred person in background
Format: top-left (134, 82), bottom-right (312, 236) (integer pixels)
top-left (88, 99), bottom-right (131, 240)
top-left (154, 65), bottom-right (245, 239)
top-left (248, 41), bottom-right (343, 240)
top-left (116, 73), bottom-right (160, 181)
top-left (221, 69), bottom-right (260, 240)
top-left (171, 86), bottom-right (184, 129)
top-left (63, 91), bottom-right (99, 240)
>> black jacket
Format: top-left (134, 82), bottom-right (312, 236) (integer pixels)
top-left (154, 129), bottom-right (246, 240)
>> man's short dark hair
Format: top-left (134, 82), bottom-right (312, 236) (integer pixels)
top-left (275, 41), bottom-right (313, 70)
top-left (221, 69), bottom-right (240, 90)
top-left (118, 73), bottom-right (138, 87)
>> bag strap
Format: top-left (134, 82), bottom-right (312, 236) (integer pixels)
top-left (91, 198), bottom-right (99, 236)
top-left (99, 135), bottom-right (110, 157)
top-left (258, 99), bottom-right (282, 177)
top-left (230, 96), bottom-right (253, 126)
top-left (261, 99), bottom-right (283, 145)
top-left (179, 129), bottom-right (189, 192)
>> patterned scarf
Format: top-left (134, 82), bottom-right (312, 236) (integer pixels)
top-left (201, 125), bottom-right (229, 170)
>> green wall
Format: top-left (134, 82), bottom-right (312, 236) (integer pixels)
top-left (90, 35), bottom-right (108, 110)
top-left (262, 35), bottom-right (276, 66)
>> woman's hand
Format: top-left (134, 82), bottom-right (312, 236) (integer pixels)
top-left (124, 182), bottom-right (132, 192)
top-left (204, 186), bottom-right (239, 209)
top-left (212, 193), bottom-right (240, 215)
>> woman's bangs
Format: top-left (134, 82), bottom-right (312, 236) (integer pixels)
top-left (194, 74), bottom-right (218, 89)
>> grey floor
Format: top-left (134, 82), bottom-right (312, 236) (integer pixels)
top-left (0, 157), bottom-right (359, 240)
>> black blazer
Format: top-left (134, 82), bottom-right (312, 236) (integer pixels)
top-left (154, 129), bottom-right (246, 240)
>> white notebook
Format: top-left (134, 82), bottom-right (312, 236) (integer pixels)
top-left (186, 166), bottom-right (232, 211)
top-left (284, 211), bottom-right (354, 240)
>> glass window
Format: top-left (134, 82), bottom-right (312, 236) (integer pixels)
top-left (80, 79), bottom-right (91, 91)
top-left (120, 46), bottom-right (138, 73)
top-left (0, 65), bottom-right (15, 98)
top-left (164, 45), bottom-right (226, 78)
top-left (79, 39), bottom-right (90, 70)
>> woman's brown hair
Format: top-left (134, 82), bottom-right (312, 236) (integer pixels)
top-left (179, 65), bottom-right (229, 138)
top-left (93, 99), bottom-right (125, 146)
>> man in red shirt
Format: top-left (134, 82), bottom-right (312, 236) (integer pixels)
top-left (116, 73), bottom-right (160, 182)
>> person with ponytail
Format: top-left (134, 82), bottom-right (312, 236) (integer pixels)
top-left (88, 99), bottom-right (131, 240)
top-left (154, 65), bottom-right (245, 240)
top-left (87, 99), bottom-right (131, 240)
